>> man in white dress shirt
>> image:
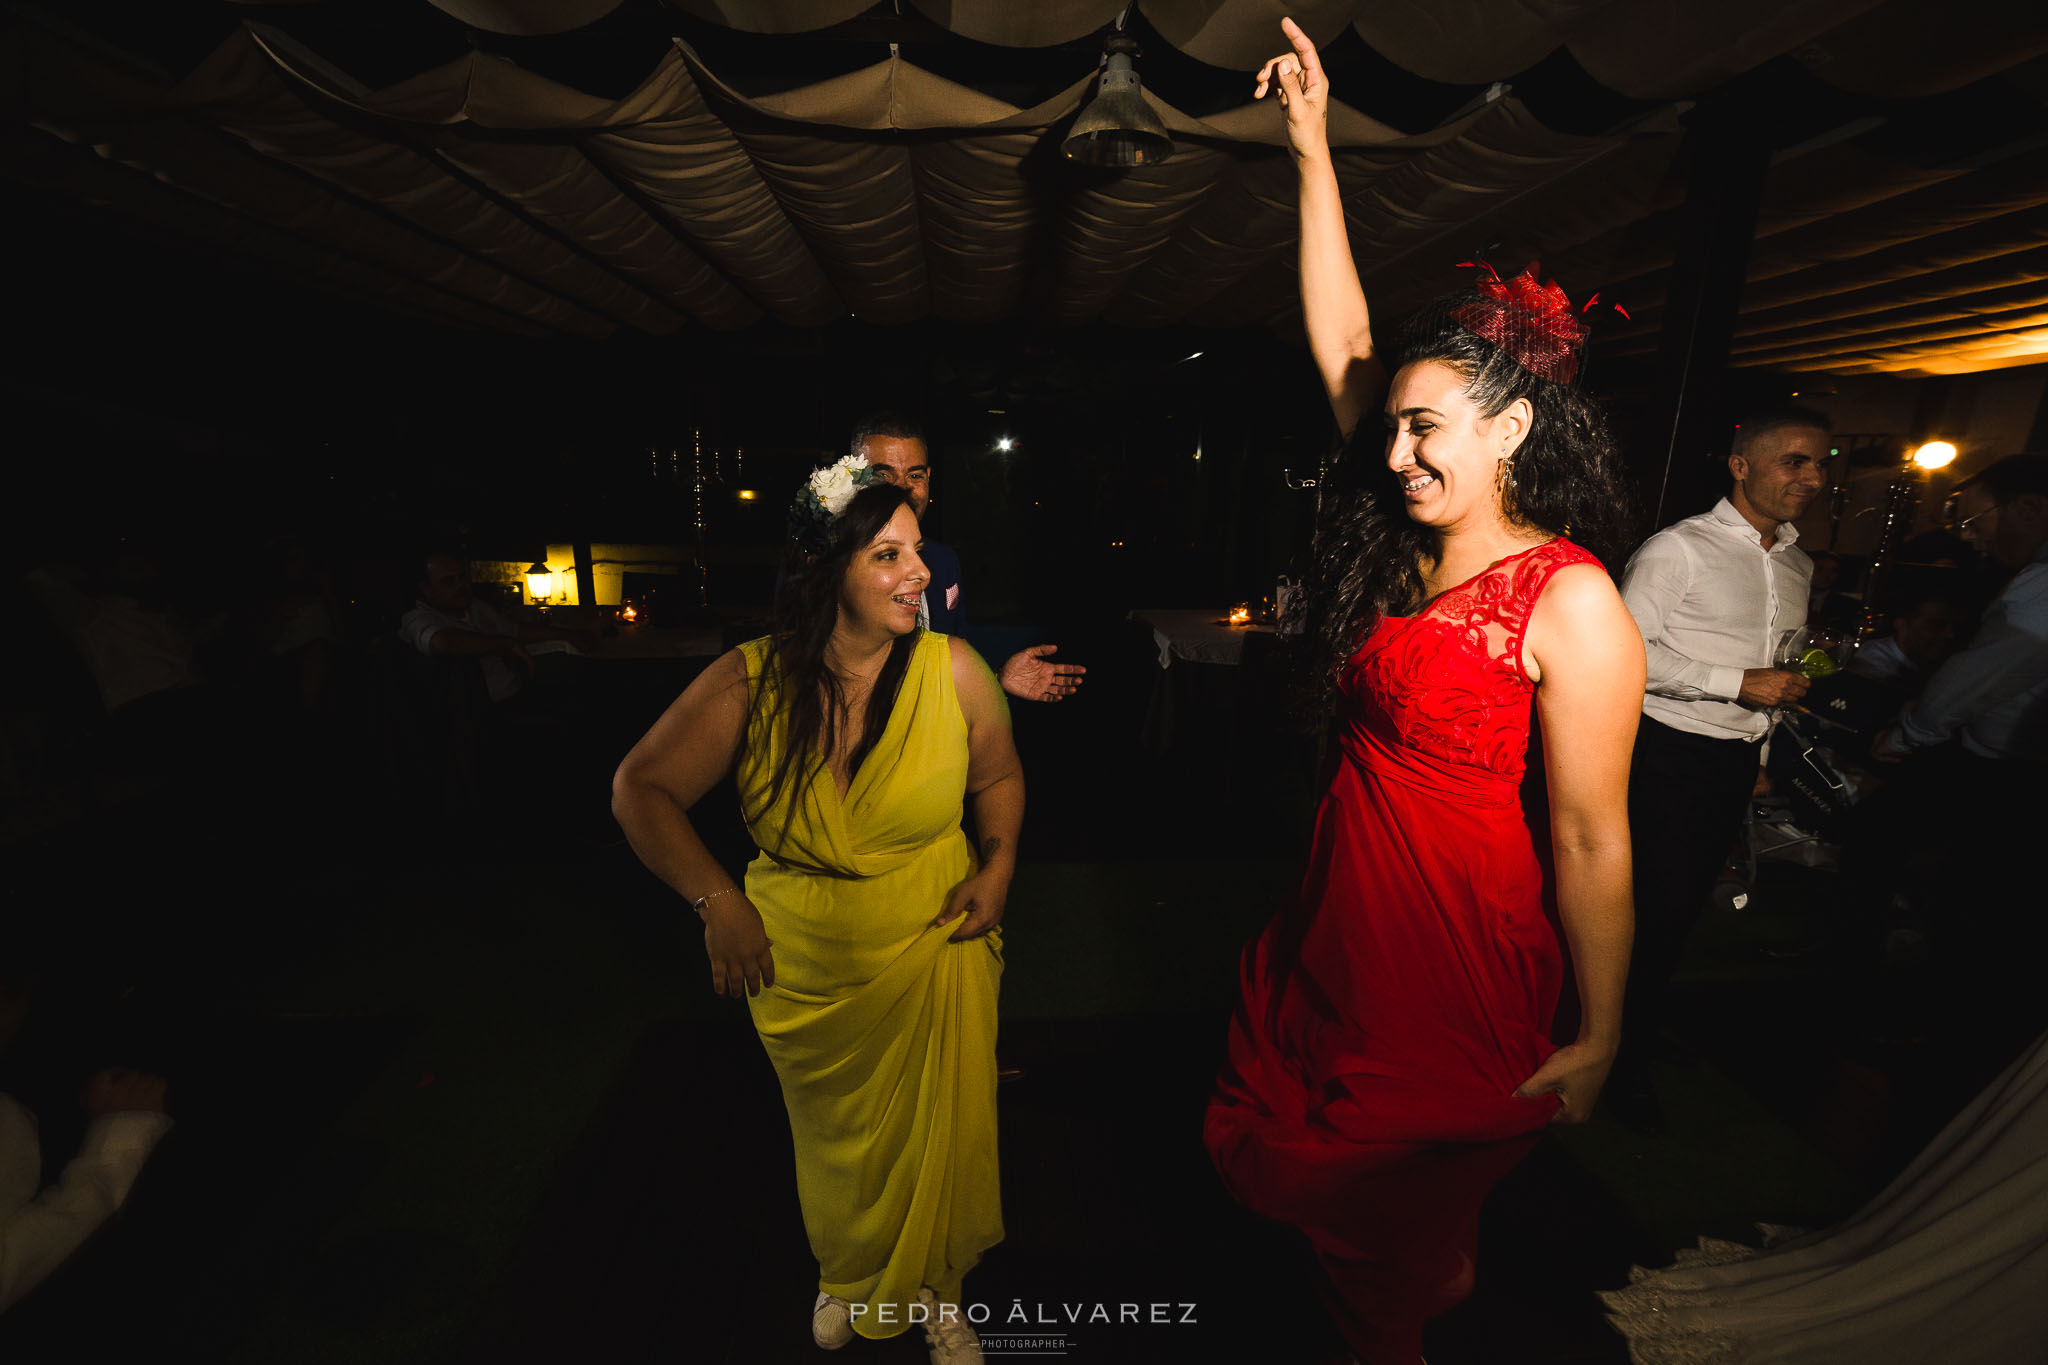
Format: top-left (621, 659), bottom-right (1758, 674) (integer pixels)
top-left (398, 552), bottom-right (592, 703)
top-left (1614, 406), bottom-right (1826, 1112)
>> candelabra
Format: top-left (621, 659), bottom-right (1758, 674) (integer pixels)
top-left (691, 427), bottom-right (709, 608)
top-left (1859, 440), bottom-right (1957, 639)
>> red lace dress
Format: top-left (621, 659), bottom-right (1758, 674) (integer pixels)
top-left (1204, 538), bottom-right (1601, 1364)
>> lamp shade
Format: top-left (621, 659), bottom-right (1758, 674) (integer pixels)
top-left (1063, 36), bottom-right (1171, 166)
top-left (525, 561), bottom-right (554, 602)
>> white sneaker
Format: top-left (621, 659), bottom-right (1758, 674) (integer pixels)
top-left (812, 1291), bottom-right (854, 1350)
top-left (918, 1288), bottom-right (982, 1364)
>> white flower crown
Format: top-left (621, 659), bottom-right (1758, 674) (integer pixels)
top-left (789, 453), bottom-right (877, 549)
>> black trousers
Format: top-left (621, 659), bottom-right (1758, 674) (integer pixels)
top-left (1624, 715), bottom-right (1762, 1060)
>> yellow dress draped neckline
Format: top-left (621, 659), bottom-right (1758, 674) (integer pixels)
top-left (733, 632), bottom-right (1004, 1334)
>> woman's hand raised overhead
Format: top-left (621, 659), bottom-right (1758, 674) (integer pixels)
top-left (1253, 16), bottom-right (1331, 161)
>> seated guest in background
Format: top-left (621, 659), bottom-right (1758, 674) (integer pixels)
top-left (1848, 582), bottom-right (1962, 694)
top-left (1801, 581), bottom-right (1963, 763)
top-left (850, 413), bottom-right (1085, 705)
top-left (1615, 403), bottom-right (1824, 1128)
top-left (398, 551), bottom-right (591, 703)
top-left (0, 972), bottom-right (173, 1315)
top-left (1866, 454), bottom-right (2048, 1046)
top-left (1873, 455), bottom-right (2048, 769)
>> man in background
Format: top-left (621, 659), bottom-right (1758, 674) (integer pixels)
top-left (1875, 454), bottom-right (2048, 767)
top-left (399, 552), bottom-right (593, 704)
top-left (1866, 454), bottom-right (2048, 1051)
top-left (850, 413), bottom-right (1085, 704)
top-left (1849, 584), bottom-right (1963, 696)
top-left (1612, 404), bottom-right (1826, 1128)
top-left (1802, 581), bottom-right (1964, 762)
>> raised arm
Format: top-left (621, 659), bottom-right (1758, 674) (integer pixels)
top-left (1255, 17), bottom-right (1383, 438)
top-left (936, 636), bottom-right (1024, 941)
top-left (1515, 565), bottom-right (1644, 1121)
top-left (611, 647), bottom-right (774, 998)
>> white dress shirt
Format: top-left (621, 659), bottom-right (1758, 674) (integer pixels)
top-left (0, 1096), bottom-right (173, 1312)
top-left (398, 597), bottom-right (524, 702)
top-left (1621, 498), bottom-right (1813, 742)
top-left (1897, 545), bottom-right (2048, 762)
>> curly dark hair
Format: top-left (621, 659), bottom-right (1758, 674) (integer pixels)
top-left (1298, 295), bottom-right (1636, 717)
top-left (745, 480), bottom-right (919, 852)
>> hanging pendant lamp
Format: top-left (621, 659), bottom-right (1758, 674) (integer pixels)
top-left (1063, 32), bottom-right (1171, 167)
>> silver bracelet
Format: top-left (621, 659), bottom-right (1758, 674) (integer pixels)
top-left (691, 886), bottom-right (740, 917)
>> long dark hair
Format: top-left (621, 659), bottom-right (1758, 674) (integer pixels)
top-left (744, 481), bottom-right (919, 848)
top-left (1300, 295), bottom-right (1635, 716)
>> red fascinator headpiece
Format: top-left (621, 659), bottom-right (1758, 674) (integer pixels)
top-left (1451, 261), bottom-right (1589, 385)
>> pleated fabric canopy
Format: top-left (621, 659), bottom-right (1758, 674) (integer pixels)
top-left (6, 0), bottom-right (2045, 375)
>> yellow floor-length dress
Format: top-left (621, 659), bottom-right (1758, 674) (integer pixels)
top-left (735, 632), bottom-right (1003, 1337)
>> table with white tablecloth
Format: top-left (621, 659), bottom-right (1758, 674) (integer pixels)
top-left (1128, 609), bottom-right (1286, 754)
top-left (1130, 609), bottom-right (1276, 669)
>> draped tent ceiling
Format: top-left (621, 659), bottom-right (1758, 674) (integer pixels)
top-left (7, 1), bottom-right (2047, 377)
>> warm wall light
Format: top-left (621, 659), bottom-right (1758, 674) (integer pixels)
top-left (1911, 441), bottom-right (1958, 471)
top-left (525, 561), bottom-right (554, 603)
top-left (735, 489), bottom-right (758, 501)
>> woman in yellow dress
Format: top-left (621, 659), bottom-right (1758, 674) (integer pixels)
top-left (612, 459), bottom-right (1017, 1364)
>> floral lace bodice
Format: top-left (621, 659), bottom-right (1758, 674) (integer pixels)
top-left (1343, 538), bottom-right (1603, 787)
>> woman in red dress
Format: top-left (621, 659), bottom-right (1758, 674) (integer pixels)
top-left (1203, 22), bottom-right (1646, 1364)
